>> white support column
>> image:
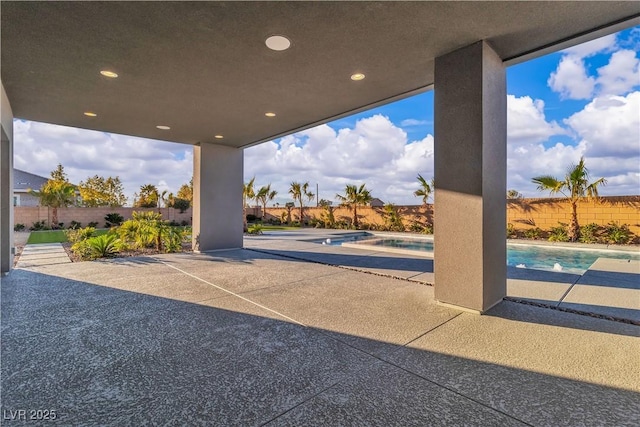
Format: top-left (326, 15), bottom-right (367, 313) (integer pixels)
top-left (1, 81), bottom-right (15, 274)
top-left (192, 143), bottom-right (243, 252)
top-left (434, 41), bottom-right (507, 313)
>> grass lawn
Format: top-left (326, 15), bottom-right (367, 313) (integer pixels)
top-left (27, 229), bottom-right (109, 244)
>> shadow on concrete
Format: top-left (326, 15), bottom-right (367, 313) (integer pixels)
top-left (506, 266), bottom-right (581, 283)
top-left (248, 247), bottom-right (619, 287)
top-left (246, 247), bottom-right (433, 274)
top-left (576, 268), bottom-right (640, 290)
top-left (489, 297), bottom-right (639, 335)
top-left (109, 249), bottom-right (311, 267)
top-left (2, 268), bottom-right (638, 426)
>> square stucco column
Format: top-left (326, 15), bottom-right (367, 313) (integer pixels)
top-left (1, 81), bottom-right (15, 274)
top-left (434, 41), bottom-right (506, 313)
top-left (192, 143), bottom-right (243, 252)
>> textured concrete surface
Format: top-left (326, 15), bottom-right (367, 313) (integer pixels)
top-left (2, 237), bottom-right (639, 426)
top-left (15, 242), bottom-right (71, 268)
top-left (248, 232), bottom-right (640, 322)
top-left (13, 231), bottom-right (30, 246)
top-left (559, 258), bottom-right (640, 321)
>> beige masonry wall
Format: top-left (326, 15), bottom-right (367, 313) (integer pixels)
top-left (251, 195), bottom-right (639, 235)
top-left (506, 196), bottom-right (640, 235)
top-left (252, 205), bottom-right (435, 228)
top-left (14, 195), bottom-right (640, 234)
top-left (15, 207), bottom-right (192, 228)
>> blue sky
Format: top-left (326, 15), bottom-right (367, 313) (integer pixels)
top-left (13, 27), bottom-right (640, 206)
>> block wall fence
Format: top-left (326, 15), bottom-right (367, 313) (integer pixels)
top-left (257, 195), bottom-right (640, 235)
top-left (14, 207), bottom-right (192, 228)
top-left (13, 195), bottom-right (640, 235)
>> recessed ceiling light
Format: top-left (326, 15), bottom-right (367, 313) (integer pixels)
top-left (265, 35), bottom-right (291, 51)
top-left (214, 135), bottom-right (224, 139)
top-left (100, 70), bottom-right (118, 78)
top-left (350, 73), bottom-right (366, 81)
top-left (156, 125), bottom-right (171, 130)
top-left (83, 112), bottom-right (97, 117)
top-left (265, 112), bottom-right (276, 117)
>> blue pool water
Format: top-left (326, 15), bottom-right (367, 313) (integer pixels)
top-left (316, 234), bottom-right (640, 274)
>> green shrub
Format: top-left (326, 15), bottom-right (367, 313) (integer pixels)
top-left (70, 239), bottom-right (93, 260)
top-left (524, 227), bottom-right (542, 239)
top-left (68, 220), bottom-right (82, 229)
top-left (117, 211), bottom-right (162, 249)
top-left (161, 226), bottom-right (186, 253)
top-left (171, 198), bottom-right (190, 213)
top-left (87, 221), bottom-right (99, 228)
top-left (247, 224), bottom-right (263, 235)
top-left (116, 211), bottom-right (186, 253)
top-left (65, 226), bottom-right (96, 244)
top-left (180, 220), bottom-right (189, 227)
top-left (506, 223), bottom-right (516, 239)
top-left (579, 223), bottom-right (601, 244)
top-left (246, 214), bottom-right (257, 222)
top-left (105, 213), bottom-right (124, 227)
top-left (381, 204), bottom-right (405, 232)
top-left (548, 223), bottom-right (569, 242)
top-left (30, 220), bottom-right (48, 231)
top-left (603, 222), bottom-right (632, 244)
top-left (13, 223), bottom-right (26, 232)
top-left (422, 224), bottom-right (433, 234)
top-left (86, 234), bottom-right (120, 259)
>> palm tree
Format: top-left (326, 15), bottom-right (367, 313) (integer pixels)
top-left (413, 175), bottom-right (435, 205)
top-left (243, 177), bottom-right (256, 232)
top-left (255, 184), bottom-right (277, 220)
top-left (135, 184), bottom-right (160, 208)
top-left (289, 182), bottom-right (314, 225)
top-left (29, 181), bottom-right (77, 228)
top-left (336, 184), bottom-right (372, 229)
top-left (532, 157), bottom-right (606, 242)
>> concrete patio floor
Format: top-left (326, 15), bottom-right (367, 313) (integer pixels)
top-left (2, 232), bottom-right (639, 425)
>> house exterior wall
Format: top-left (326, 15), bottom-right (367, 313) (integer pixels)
top-left (14, 192), bottom-right (39, 207)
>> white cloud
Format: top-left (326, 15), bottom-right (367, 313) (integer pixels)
top-left (564, 92), bottom-right (640, 157)
top-left (245, 115), bottom-right (421, 205)
top-left (547, 55), bottom-right (596, 100)
top-left (245, 97), bottom-right (576, 204)
top-left (550, 33), bottom-right (639, 99)
top-left (400, 118), bottom-right (430, 127)
top-left (562, 33), bottom-right (617, 58)
top-left (507, 92), bottom-right (640, 197)
top-left (13, 120), bottom-right (193, 205)
top-left (507, 95), bottom-right (566, 145)
top-left (596, 50), bottom-right (640, 96)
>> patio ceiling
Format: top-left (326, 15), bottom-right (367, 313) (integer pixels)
top-left (1, 2), bottom-right (638, 148)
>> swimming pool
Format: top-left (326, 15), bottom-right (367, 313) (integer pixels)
top-left (315, 234), bottom-right (640, 274)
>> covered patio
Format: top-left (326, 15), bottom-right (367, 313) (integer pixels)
top-left (3, 235), bottom-right (638, 425)
top-left (2, 2), bottom-right (639, 312)
top-left (1, 3), bottom-right (639, 424)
